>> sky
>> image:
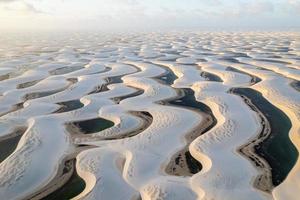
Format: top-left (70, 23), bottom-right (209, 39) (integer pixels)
top-left (0, 0), bottom-right (300, 31)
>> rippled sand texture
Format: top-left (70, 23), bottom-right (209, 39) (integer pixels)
top-left (0, 32), bottom-right (299, 200)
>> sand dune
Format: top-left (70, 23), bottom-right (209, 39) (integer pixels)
top-left (0, 31), bottom-right (299, 200)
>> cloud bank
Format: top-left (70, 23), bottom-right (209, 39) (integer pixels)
top-left (0, 0), bottom-right (299, 31)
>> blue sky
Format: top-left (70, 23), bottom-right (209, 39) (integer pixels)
top-left (0, 0), bottom-right (299, 31)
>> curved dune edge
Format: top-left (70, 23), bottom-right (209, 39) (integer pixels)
top-left (229, 88), bottom-right (273, 192)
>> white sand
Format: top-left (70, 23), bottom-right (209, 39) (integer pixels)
top-left (0, 31), bottom-right (298, 200)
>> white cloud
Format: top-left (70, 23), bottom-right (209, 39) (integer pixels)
top-left (0, 0), bottom-right (299, 31)
top-left (0, 0), bottom-right (17, 2)
top-left (4, 1), bottom-right (42, 14)
top-left (286, 0), bottom-right (300, 13)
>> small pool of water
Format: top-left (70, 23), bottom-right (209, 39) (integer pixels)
top-left (200, 71), bottom-right (222, 82)
top-left (57, 100), bottom-right (84, 113)
top-left (71, 118), bottom-right (114, 134)
top-left (0, 129), bottom-right (25, 163)
top-left (231, 87), bottom-right (298, 186)
top-left (42, 160), bottom-right (85, 200)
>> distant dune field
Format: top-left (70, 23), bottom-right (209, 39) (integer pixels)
top-left (0, 31), bottom-right (299, 200)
